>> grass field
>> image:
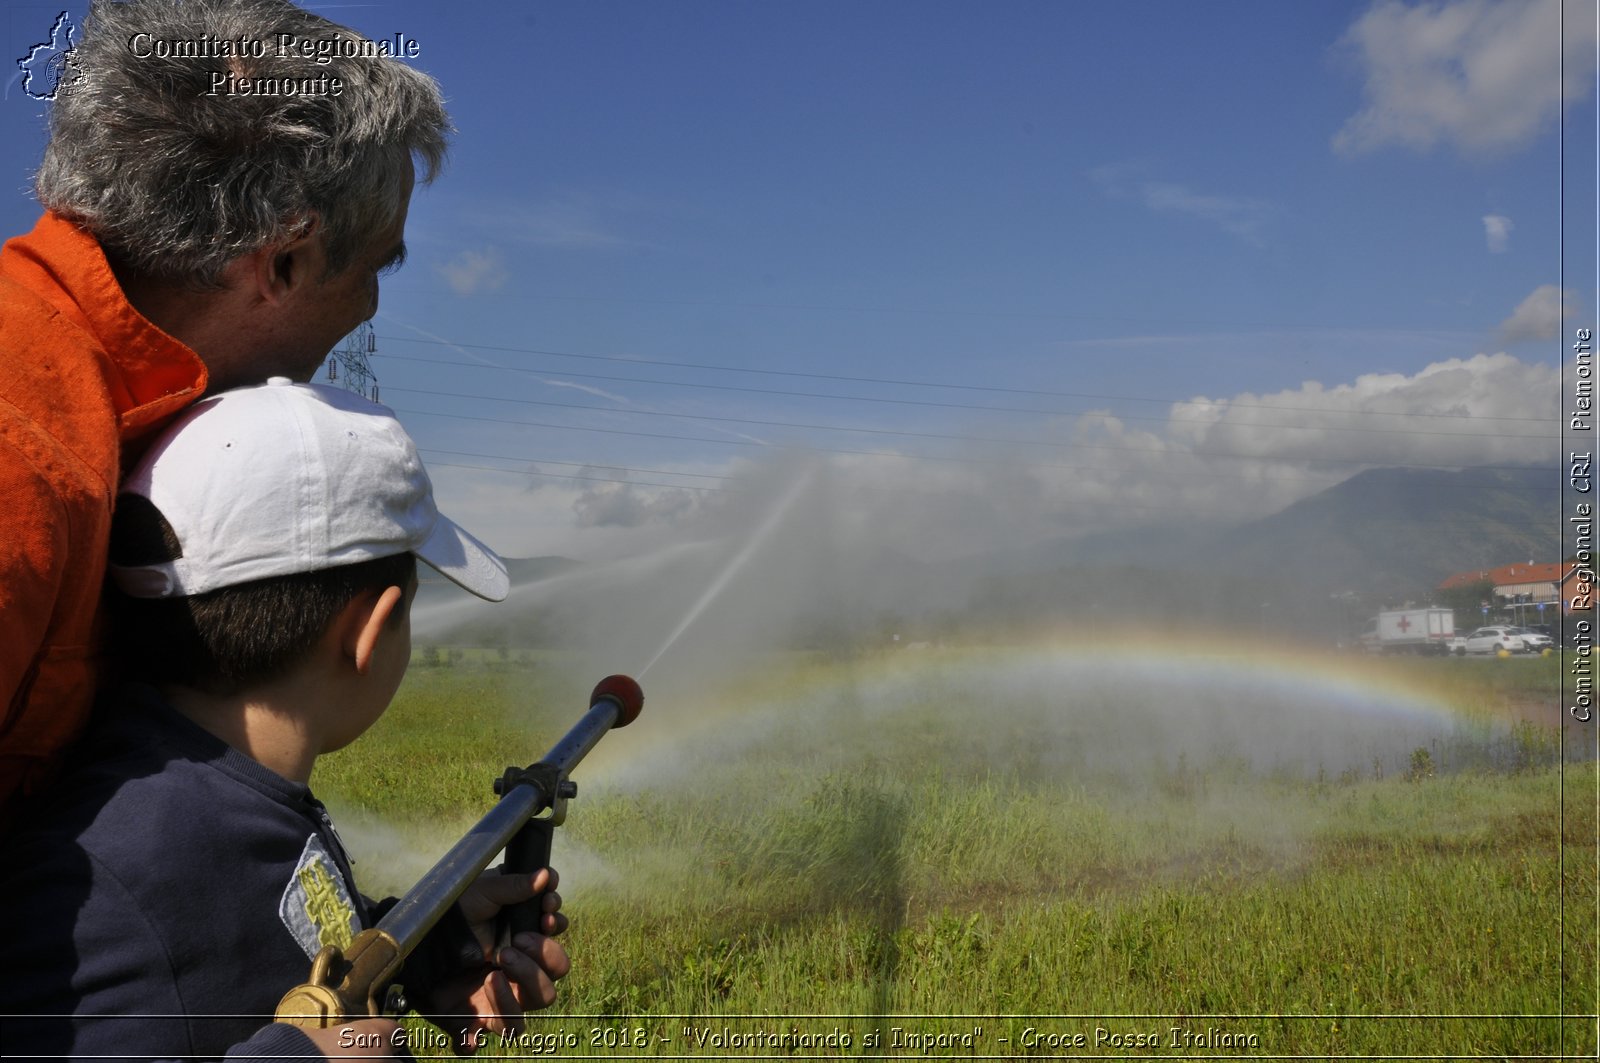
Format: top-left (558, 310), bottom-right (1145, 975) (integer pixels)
top-left (315, 642), bottom-right (1598, 1058)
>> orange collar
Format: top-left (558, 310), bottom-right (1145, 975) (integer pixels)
top-left (0, 212), bottom-right (208, 438)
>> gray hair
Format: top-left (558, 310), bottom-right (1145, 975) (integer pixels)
top-left (36, 0), bottom-right (450, 288)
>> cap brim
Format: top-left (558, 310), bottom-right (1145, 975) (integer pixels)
top-left (415, 514), bottom-right (510, 602)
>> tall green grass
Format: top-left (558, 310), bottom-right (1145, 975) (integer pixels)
top-left (315, 648), bottom-right (1598, 1058)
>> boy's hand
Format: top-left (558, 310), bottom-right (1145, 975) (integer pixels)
top-left (421, 868), bottom-right (570, 1050)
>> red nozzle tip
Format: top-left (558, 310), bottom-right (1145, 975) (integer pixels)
top-left (591, 674), bottom-right (643, 727)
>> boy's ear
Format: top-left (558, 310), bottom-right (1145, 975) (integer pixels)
top-left (346, 584), bottom-right (406, 676)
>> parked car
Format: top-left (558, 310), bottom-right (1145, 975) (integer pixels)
top-left (1454, 626), bottom-right (1530, 656)
top-left (1509, 626), bottom-right (1554, 654)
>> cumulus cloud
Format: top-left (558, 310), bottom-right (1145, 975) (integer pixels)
top-left (1333, 0), bottom-right (1598, 156)
top-left (602, 353), bottom-right (1550, 557)
top-left (1482, 214), bottom-right (1513, 253)
top-left (424, 352), bottom-right (1557, 577)
top-left (1499, 284), bottom-right (1579, 341)
top-left (1089, 165), bottom-right (1278, 246)
top-left (437, 248), bottom-right (506, 296)
top-left (1165, 353), bottom-right (1557, 471)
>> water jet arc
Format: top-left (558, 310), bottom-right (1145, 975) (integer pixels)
top-left (638, 467), bottom-right (816, 677)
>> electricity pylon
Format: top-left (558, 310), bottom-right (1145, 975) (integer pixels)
top-left (325, 321), bottom-right (379, 402)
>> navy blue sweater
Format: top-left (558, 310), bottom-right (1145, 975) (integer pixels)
top-left (1, 686), bottom-right (395, 1060)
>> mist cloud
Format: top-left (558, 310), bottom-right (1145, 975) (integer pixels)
top-left (574, 476), bottom-right (701, 527)
top-left (411, 350), bottom-right (1558, 684)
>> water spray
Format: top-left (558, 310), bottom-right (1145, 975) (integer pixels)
top-left (638, 466), bottom-right (817, 678)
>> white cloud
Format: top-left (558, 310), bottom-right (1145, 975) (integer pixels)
top-left (1166, 353), bottom-right (1557, 470)
top-left (1333, 0), bottom-right (1599, 156)
top-left (1090, 165), bottom-right (1277, 246)
top-left (1482, 214), bottom-right (1513, 253)
top-left (436, 248), bottom-right (506, 296)
top-left (422, 353), bottom-right (1557, 573)
top-left (1499, 284), bottom-right (1579, 341)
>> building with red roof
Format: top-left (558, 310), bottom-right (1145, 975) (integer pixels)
top-left (1437, 561), bottom-right (1582, 617)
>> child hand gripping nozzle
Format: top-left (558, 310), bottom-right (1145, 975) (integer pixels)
top-left (275, 674), bottom-right (644, 1027)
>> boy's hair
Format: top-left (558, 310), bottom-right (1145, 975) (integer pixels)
top-left (109, 495), bottom-right (415, 696)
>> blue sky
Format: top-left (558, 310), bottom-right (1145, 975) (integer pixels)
top-left (3, 0), bottom-right (1595, 565)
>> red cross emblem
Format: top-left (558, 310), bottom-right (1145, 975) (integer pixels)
top-left (1396, 615), bottom-right (1412, 632)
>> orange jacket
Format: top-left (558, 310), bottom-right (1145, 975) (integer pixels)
top-left (0, 212), bottom-right (206, 819)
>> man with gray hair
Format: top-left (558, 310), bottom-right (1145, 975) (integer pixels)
top-left (0, 0), bottom-right (445, 826)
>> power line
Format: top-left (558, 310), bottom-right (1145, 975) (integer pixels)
top-left (419, 442), bottom-right (1338, 488)
top-left (420, 449), bottom-right (729, 486)
top-left (383, 385), bottom-right (1559, 468)
top-left (416, 453), bottom-right (1563, 533)
top-left (390, 404), bottom-right (1559, 478)
top-left (421, 458), bottom-right (720, 493)
top-left (375, 338), bottom-right (1555, 426)
top-left (377, 353), bottom-right (1556, 440)
top-left (417, 429), bottom-right (1559, 500)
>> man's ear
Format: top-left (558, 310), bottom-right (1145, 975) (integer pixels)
top-left (249, 214), bottom-right (323, 305)
top-left (345, 584), bottom-right (406, 676)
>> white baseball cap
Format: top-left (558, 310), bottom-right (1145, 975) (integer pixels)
top-left (110, 378), bottom-right (509, 602)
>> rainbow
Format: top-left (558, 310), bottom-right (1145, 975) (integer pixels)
top-left (607, 634), bottom-right (1527, 792)
top-left (994, 634), bottom-right (1481, 725)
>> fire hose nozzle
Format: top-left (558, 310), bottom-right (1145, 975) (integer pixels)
top-left (591, 674), bottom-right (644, 727)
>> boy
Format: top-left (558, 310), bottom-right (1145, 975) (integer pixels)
top-left (0, 379), bottom-right (567, 1060)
